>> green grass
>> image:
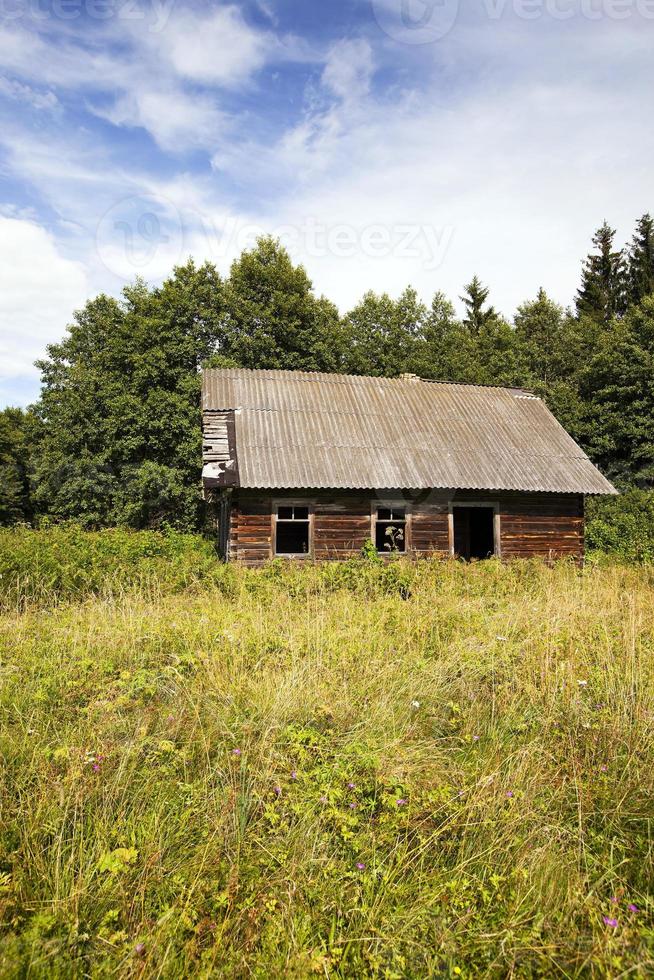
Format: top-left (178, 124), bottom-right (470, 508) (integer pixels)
top-left (1, 533), bottom-right (654, 977)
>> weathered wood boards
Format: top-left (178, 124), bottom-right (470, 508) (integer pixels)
top-left (220, 491), bottom-right (585, 566)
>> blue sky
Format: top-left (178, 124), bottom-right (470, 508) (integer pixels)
top-left (1, 0), bottom-right (653, 406)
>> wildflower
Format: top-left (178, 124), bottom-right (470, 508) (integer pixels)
top-left (347, 782), bottom-right (356, 790)
top-left (603, 916), bottom-right (618, 928)
top-left (291, 770), bottom-right (297, 780)
top-left (600, 765), bottom-right (608, 773)
top-left (496, 635), bottom-right (508, 642)
top-left (319, 796), bottom-right (328, 804)
top-left (411, 700), bottom-right (421, 709)
top-left (356, 862), bottom-right (365, 870)
top-left (506, 791), bottom-right (514, 799)
top-left (396, 799), bottom-right (407, 807)
top-left (578, 680), bottom-right (588, 688)
top-left (628, 904), bottom-right (639, 913)
top-left (610, 896), bottom-right (618, 904)
top-left (273, 786), bottom-right (281, 797)
top-left (134, 943), bottom-right (146, 956)
top-left (349, 802), bottom-right (357, 809)
top-left (92, 764), bottom-right (100, 773)
top-left (473, 735), bottom-right (480, 742)
top-left (232, 748), bottom-right (241, 756)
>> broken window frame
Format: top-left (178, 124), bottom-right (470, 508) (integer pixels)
top-left (372, 502), bottom-right (410, 554)
top-left (273, 501), bottom-right (313, 558)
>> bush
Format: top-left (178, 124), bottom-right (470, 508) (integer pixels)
top-left (586, 489), bottom-right (654, 563)
top-left (0, 524), bottom-right (233, 611)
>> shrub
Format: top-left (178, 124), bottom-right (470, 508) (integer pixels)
top-left (0, 524), bottom-right (234, 611)
top-left (586, 489), bottom-right (654, 563)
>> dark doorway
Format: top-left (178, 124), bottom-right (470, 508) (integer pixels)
top-left (453, 507), bottom-right (496, 560)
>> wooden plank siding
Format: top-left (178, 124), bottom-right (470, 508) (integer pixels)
top-left (224, 491), bottom-right (585, 566)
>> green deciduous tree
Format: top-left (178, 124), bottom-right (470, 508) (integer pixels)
top-left (0, 408), bottom-right (32, 525)
top-left (343, 287), bottom-right (427, 377)
top-left (32, 261), bottom-right (224, 529)
top-left (221, 237), bottom-right (343, 372)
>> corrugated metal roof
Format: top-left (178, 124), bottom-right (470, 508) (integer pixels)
top-left (201, 369), bottom-right (617, 495)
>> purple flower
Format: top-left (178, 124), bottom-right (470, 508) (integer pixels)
top-left (92, 764), bottom-right (100, 773)
top-left (600, 765), bottom-right (608, 773)
top-left (291, 770), bottom-right (297, 780)
top-left (349, 802), bottom-right (357, 809)
top-left (347, 782), bottom-right (356, 790)
top-left (473, 736), bottom-right (480, 742)
top-left (232, 748), bottom-right (241, 756)
top-left (603, 916), bottom-right (618, 928)
top-left (506, 791), bottom-right (514, 799)
top-left (396, 799), bottom-right (407, 807)
top-left (610, 896), bottom-right (618, 904)
top-left (356, 862), bottom-right (365, 870)
top-left (134, 943), bottom-right (146, 956)
top-left (273, 786), bottom-right (281, 797)
top-left (628, 904), bottom-right (639, 913)
top-left (319, 795), bottom-right (327, 804)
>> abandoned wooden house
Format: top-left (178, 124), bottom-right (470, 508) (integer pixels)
top-left (201, 368), bottom-right (616, 565)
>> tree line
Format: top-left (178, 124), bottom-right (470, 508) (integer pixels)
top-left (1, 215), bottom-right (653, 530)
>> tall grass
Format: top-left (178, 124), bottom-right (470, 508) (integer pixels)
top-left (1, 535), bottom-right (653, 976)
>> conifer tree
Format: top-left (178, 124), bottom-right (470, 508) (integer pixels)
top-left (576, 221), bottom-right (627, 324)
top-left (460, 276), bottom-right (497, 334)
top-left (628, 213), bottom-right (654, 306)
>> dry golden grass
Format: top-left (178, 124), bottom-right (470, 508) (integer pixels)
top-left (1, 555), bottom-right (653, 977)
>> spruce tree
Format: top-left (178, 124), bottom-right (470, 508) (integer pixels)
top-left (576, 221), bottom-right (627, 324)
top-left (460, 276), bottom-right (497, 334)
top-left (628, 213), bottom-right (654, 306)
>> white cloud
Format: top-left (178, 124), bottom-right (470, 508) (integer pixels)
top-left (321, 38), bottom-right (374, 103)
top-left (98, 87), bottom-right (226, 151)
top-left (0, 76), bottom-right (58, 110)
top-left (150, 6), bottom-right (269, 86)
top-left (1, 3), bottom-right (654, 406)
top-left (0, 217), bottom-right (88, 390)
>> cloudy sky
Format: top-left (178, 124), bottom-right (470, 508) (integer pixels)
top-left (1, 0), bottom-right (653, 405)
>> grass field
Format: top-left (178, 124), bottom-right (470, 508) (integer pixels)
top-left (1, 529), bottom-right (654, 977)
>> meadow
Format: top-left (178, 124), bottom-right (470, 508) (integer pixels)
top-left (1, 528), bottom-right (654, 977)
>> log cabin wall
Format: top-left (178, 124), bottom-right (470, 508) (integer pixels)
top-left (225, 491), bottom-right (585, 566)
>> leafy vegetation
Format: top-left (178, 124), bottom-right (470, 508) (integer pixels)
top-left (587, 490), bottom-right (654, 564)
top-left (1, 544), bottom-right (653, 976)
top-left (3, 212), bottom-right (653, 533)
